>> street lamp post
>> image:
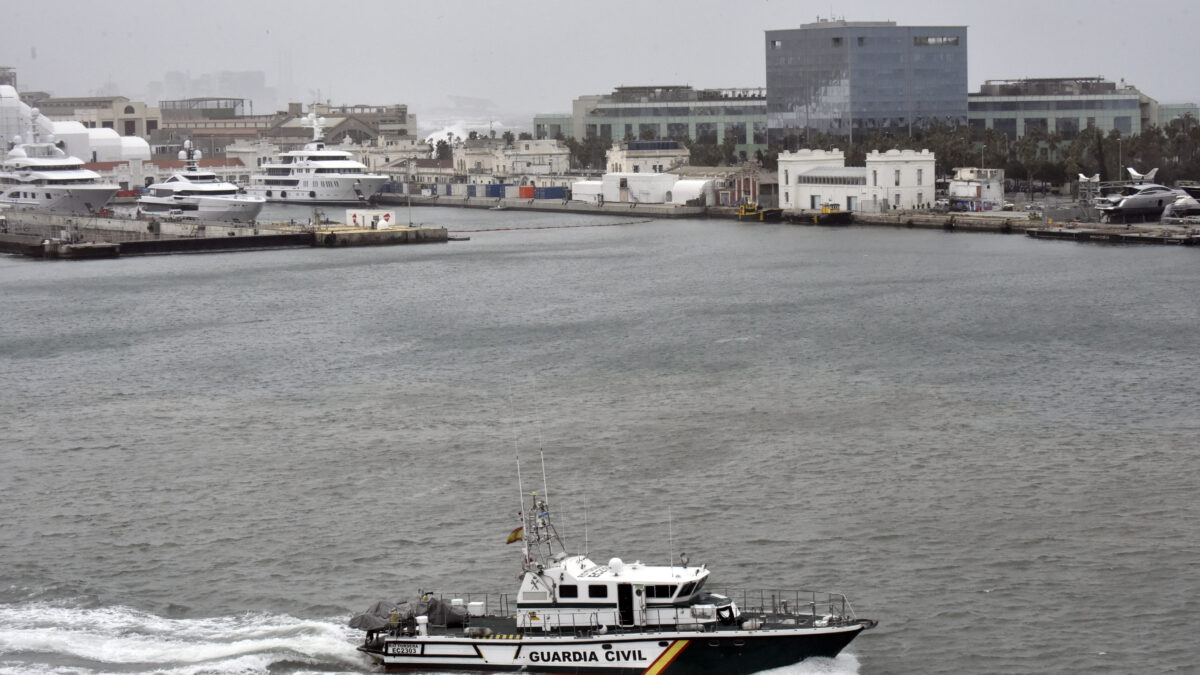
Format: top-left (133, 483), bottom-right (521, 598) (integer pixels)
top-left (1118, 137), bottom-right (1123, 179)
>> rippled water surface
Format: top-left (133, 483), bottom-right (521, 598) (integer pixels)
top-left (2, 207), bottom-right (1197, 674)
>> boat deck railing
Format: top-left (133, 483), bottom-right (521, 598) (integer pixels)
top-left (709, 588), bottom-right (857, 621)
top-left (414, 588), bottom-right (858, 636)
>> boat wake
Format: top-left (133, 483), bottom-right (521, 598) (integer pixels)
top-left (0, 602), bottom-right (369, 674)
top-left (759, 653), bottom-right (860, 674)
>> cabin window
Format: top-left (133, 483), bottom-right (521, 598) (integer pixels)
top-left (678, 581), bottom-right (696, 596)
top-left (645, 584), bottom-right (675, 599)
top-left (559, 585), bottom-right (578, 599)
top-left (588, 584), bottom-right (608, 599)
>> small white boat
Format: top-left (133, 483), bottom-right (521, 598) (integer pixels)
top-left (137, 140), bottom-right (265, 221)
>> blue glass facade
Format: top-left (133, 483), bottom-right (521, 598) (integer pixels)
top-left (765, 21), bottom-right (967, 141)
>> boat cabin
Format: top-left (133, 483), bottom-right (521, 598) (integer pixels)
top-left (515, 553), bottom-right (717, 631)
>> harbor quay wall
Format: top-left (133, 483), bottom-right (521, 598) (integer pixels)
top-left (316, 227), bottom-right (447, 247)
top-left (376, 195), bottom-right (1046, 234)
top-left (849, 210), bottom-right (1037, 233)
top-left (374, 194), bottom-right (706, 219)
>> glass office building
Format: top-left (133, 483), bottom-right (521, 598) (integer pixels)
top-left (765, 20), bottom-right (967, 142)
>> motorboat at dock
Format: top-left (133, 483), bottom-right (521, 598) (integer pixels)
top-left (1094, 169), bottom-right (1183, 223)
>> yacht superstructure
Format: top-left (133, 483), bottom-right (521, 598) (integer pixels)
top-left (245, 113), bottom-right (387, 204)
top-left (1, 108), bottom-right (119, 213)
top-left (137, 140), bottom-right (265, 221)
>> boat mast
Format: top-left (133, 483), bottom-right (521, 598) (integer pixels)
top-left (518, 449), bottom-right (566, 572)
top-left (178, 139), bottom-right (201, 172)
top-left (516, 450), bottom-right (530, 566)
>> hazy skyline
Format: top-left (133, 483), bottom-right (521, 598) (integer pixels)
top-left (5, 0), bottom-right (1199, 133)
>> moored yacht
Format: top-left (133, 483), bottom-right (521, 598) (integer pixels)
top-left (137, 140), bottom-right (265, 221)
top-left (1094, 169), bottom-right (1184, 222)
top-left (350, 461), bottom-right (875, 674)
top-left (245, 113), bottom-right (387, 204)
top-left (1, 108), bottom-right (119, 213)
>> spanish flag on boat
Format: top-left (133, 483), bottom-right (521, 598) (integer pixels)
top-left (506, 526), bottom-right (523, 544)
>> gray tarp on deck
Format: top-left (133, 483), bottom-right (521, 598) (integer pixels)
top-left (349, 597), bottom-right (467, 630)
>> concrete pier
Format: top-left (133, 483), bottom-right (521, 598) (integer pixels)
top-left (1026, 226), bottom-right (1199, 245)
top-left (0, 210), bottom-right (448, 259)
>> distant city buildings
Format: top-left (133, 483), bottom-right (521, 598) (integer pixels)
top-left (452, 137), bottom-right (571, 184)
top-left (605, 140), bottom-right (690, 174)
top-left (968, 77), bottom-right (1156, 141)
top-left (31, 95), bottom-right (161, 140)
top-left (563, 85), bottom-right (768, 159)
top-left (146, 70), bottom-right (280, 115)
top-left (1158, 102), bottom-right (1200, 126)
top-left (533, 113), bottom-right (573, 140)
top-left (765, 20), bottom-right (968, 142)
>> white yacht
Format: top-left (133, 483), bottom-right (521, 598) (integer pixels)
top-left (1, 108), bottom-right (119, 213)
top-left (137, 140), bottom-right (265, 221)
top-left (245, 113), bottom-right (387, 204)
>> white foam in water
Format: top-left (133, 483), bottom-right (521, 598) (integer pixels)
top-left (758, 652), bottom-right (861, 675)
top-left (0, 602), bottom-right (367, 673)
top-left (0, 602), bottom-right (861, 674)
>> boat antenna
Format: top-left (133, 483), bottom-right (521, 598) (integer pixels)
top-left (510, 402), bottom-right (530, 566)
top-left (668, 506), bottom-right (674, 575)
top-left (539, 448), bottom-right (550, 512)
top-left (583, 497), bottom-right (589, 560)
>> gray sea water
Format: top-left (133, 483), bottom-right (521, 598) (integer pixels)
top-left (1, 207), bottom-right (1197, 674)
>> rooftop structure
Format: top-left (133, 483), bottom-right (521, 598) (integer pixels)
top-left (968, 76), bottom-right (1157, 141)
top-left (160, 97), bottom-right (248, 120)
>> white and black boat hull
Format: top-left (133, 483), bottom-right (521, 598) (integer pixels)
top-left (137, 196), bottom-right (265, 221)
top-left (0, 185), bottom-right (119, 214)
top-left (361, 623), bottom-right (867, 674)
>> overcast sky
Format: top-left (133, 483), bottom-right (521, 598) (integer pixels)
top-left (5, 0), bottom-right (1199, 132)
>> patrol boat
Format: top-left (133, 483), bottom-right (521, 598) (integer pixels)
top-left (351, 474), bottom-right (875, 673)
